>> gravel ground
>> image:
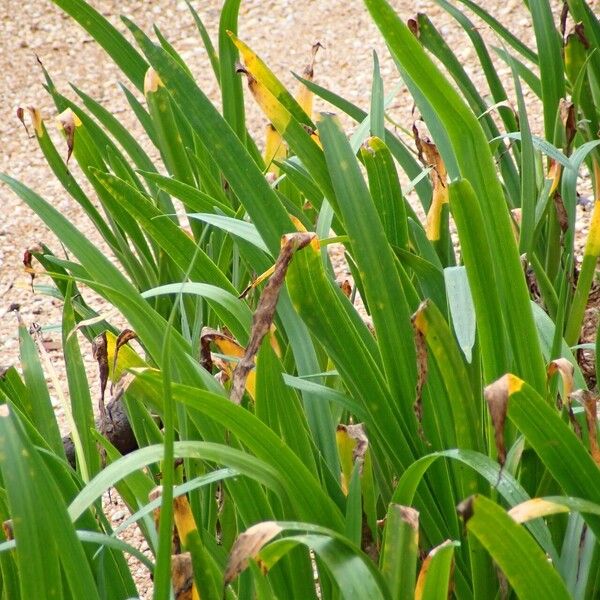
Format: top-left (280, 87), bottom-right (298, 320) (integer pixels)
top-left (0, 1), bottom-right (597, 597)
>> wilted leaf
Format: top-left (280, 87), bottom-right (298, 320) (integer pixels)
top-left (295, 41), bottom-right (323, 118)
top-left (413, 123), bottom-right (448, 241)
top-left (560, 99), bottom-right (576, 150)
top-left (552, 192), bottom-right (569, 233)
top-left (230, 232), bottom-right (315, 404)
top-left (224, 521), bottom-right (283, 586)
top-left (200, 326), bottom-right (256, 399)
top-left (547, 357), bottom-right (575, 405)
top-left (336, 423), bottom-right (368, 494)
top-left (483, 374), bottom-right (524, 467)
top-left (57, 108), bottom-right (80, 163)
top-left (2, 519), bottom-right (14, 541)
top-left (171, 552), bottom-right (196, 600)
top-left (92, 332), bottom-right (109, 420)
top-left (574, 389), bottom-right (600, 465)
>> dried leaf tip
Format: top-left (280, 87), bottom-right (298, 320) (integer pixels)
top-left (396, 505), bottom-right (419, 529)
top-left (24, 107), bottom-right (43, 137)
top-left (412, 300), bottom-right (430, 334)
top-left (225, 521), bottom-right (282, 585)
top-left (483, 374), bottom-right (523, 467)
top-left (57, 108), bottom-right (81, 163)
top-left (144, 67), bottom-right (164, 94)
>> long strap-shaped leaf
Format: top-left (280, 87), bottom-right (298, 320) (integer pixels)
top-left (465, 495), bottom-right (570, 600)
top-left (364, 0), bottom-right (546, 392)
top-left (0, 406), bottom-right (103, 599)
top-left (122, 18), bottom-right (292, 256)
top-left (51, 0), bottom-right (148, 90)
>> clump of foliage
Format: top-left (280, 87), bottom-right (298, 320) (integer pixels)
top-left (1, 0), bottom-right (600, 598)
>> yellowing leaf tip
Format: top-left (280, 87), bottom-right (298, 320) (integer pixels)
top-left (507, 373), bottom-right (524, 395)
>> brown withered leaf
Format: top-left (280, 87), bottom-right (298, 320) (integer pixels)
top-left (547, 357), bottom-right (575, 408)
top-left (560, 99), bottom-right (576, 150)
top-left (340, 279), bottom-right (352, 298)
top-left (411, 307), bottom-right (429, 444)
top-left (224, 521), bottom-right (283, 586)
top-left (199, 329), bottom-right (214, 373)
top-left (339, 423), bottom-right (369, 465)
top-left (483, 375), bottom-right (511, 467)
top-left (574, 22), bottom-right (590, 49)
top-left (301, 41), bottom-right (324, 80)
top-left (23, 249), bottom-right (35, 290)
top-left (16, 107), bottom-right (32, 138)
top-left (560, 2), bottom-right (569, 38)
top-left (413, 123), bottom-right (448, 241)
top-left (92, 332), bottom-right (109, 422)
top-left (2, 519), bottom-right (13, 541)
top-left (397, 505), bottom-right (419, 531)
top-left (230, 232), bottom-right (315, 404)
top-left (575, 390), bottom-right (600, 465)
top-left (171, 553), bottom-right (194, 600)
top-left (456, 496), bottom-right (475, 527)
top-left (407, 17), bottom-right (419, 37)
top-left (57, 108), bottom-right (78, 163)
top-left (149, 486), bottom-right (181, 554)
top-left (553, 192), bottom-right (569, 234)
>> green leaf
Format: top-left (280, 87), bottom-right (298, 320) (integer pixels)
top-left (415, 540), bottom-right (458, 600)
top-left (17, 319), bottom-right (64, 458)
top-left (380, 505), bottom-right (418, 600)
top-left (369, 51), bottom-right (385, 139)
top-left (51, 0), bottom-right (148, 90)
top-left (465, 495), bottom-right (570, 600)
top-left (0, 406), bottom-right (101, 599)
top-left (443, 266), bottom-right (476, 363)
top-left (365, 0), bottom-right (546, 393)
